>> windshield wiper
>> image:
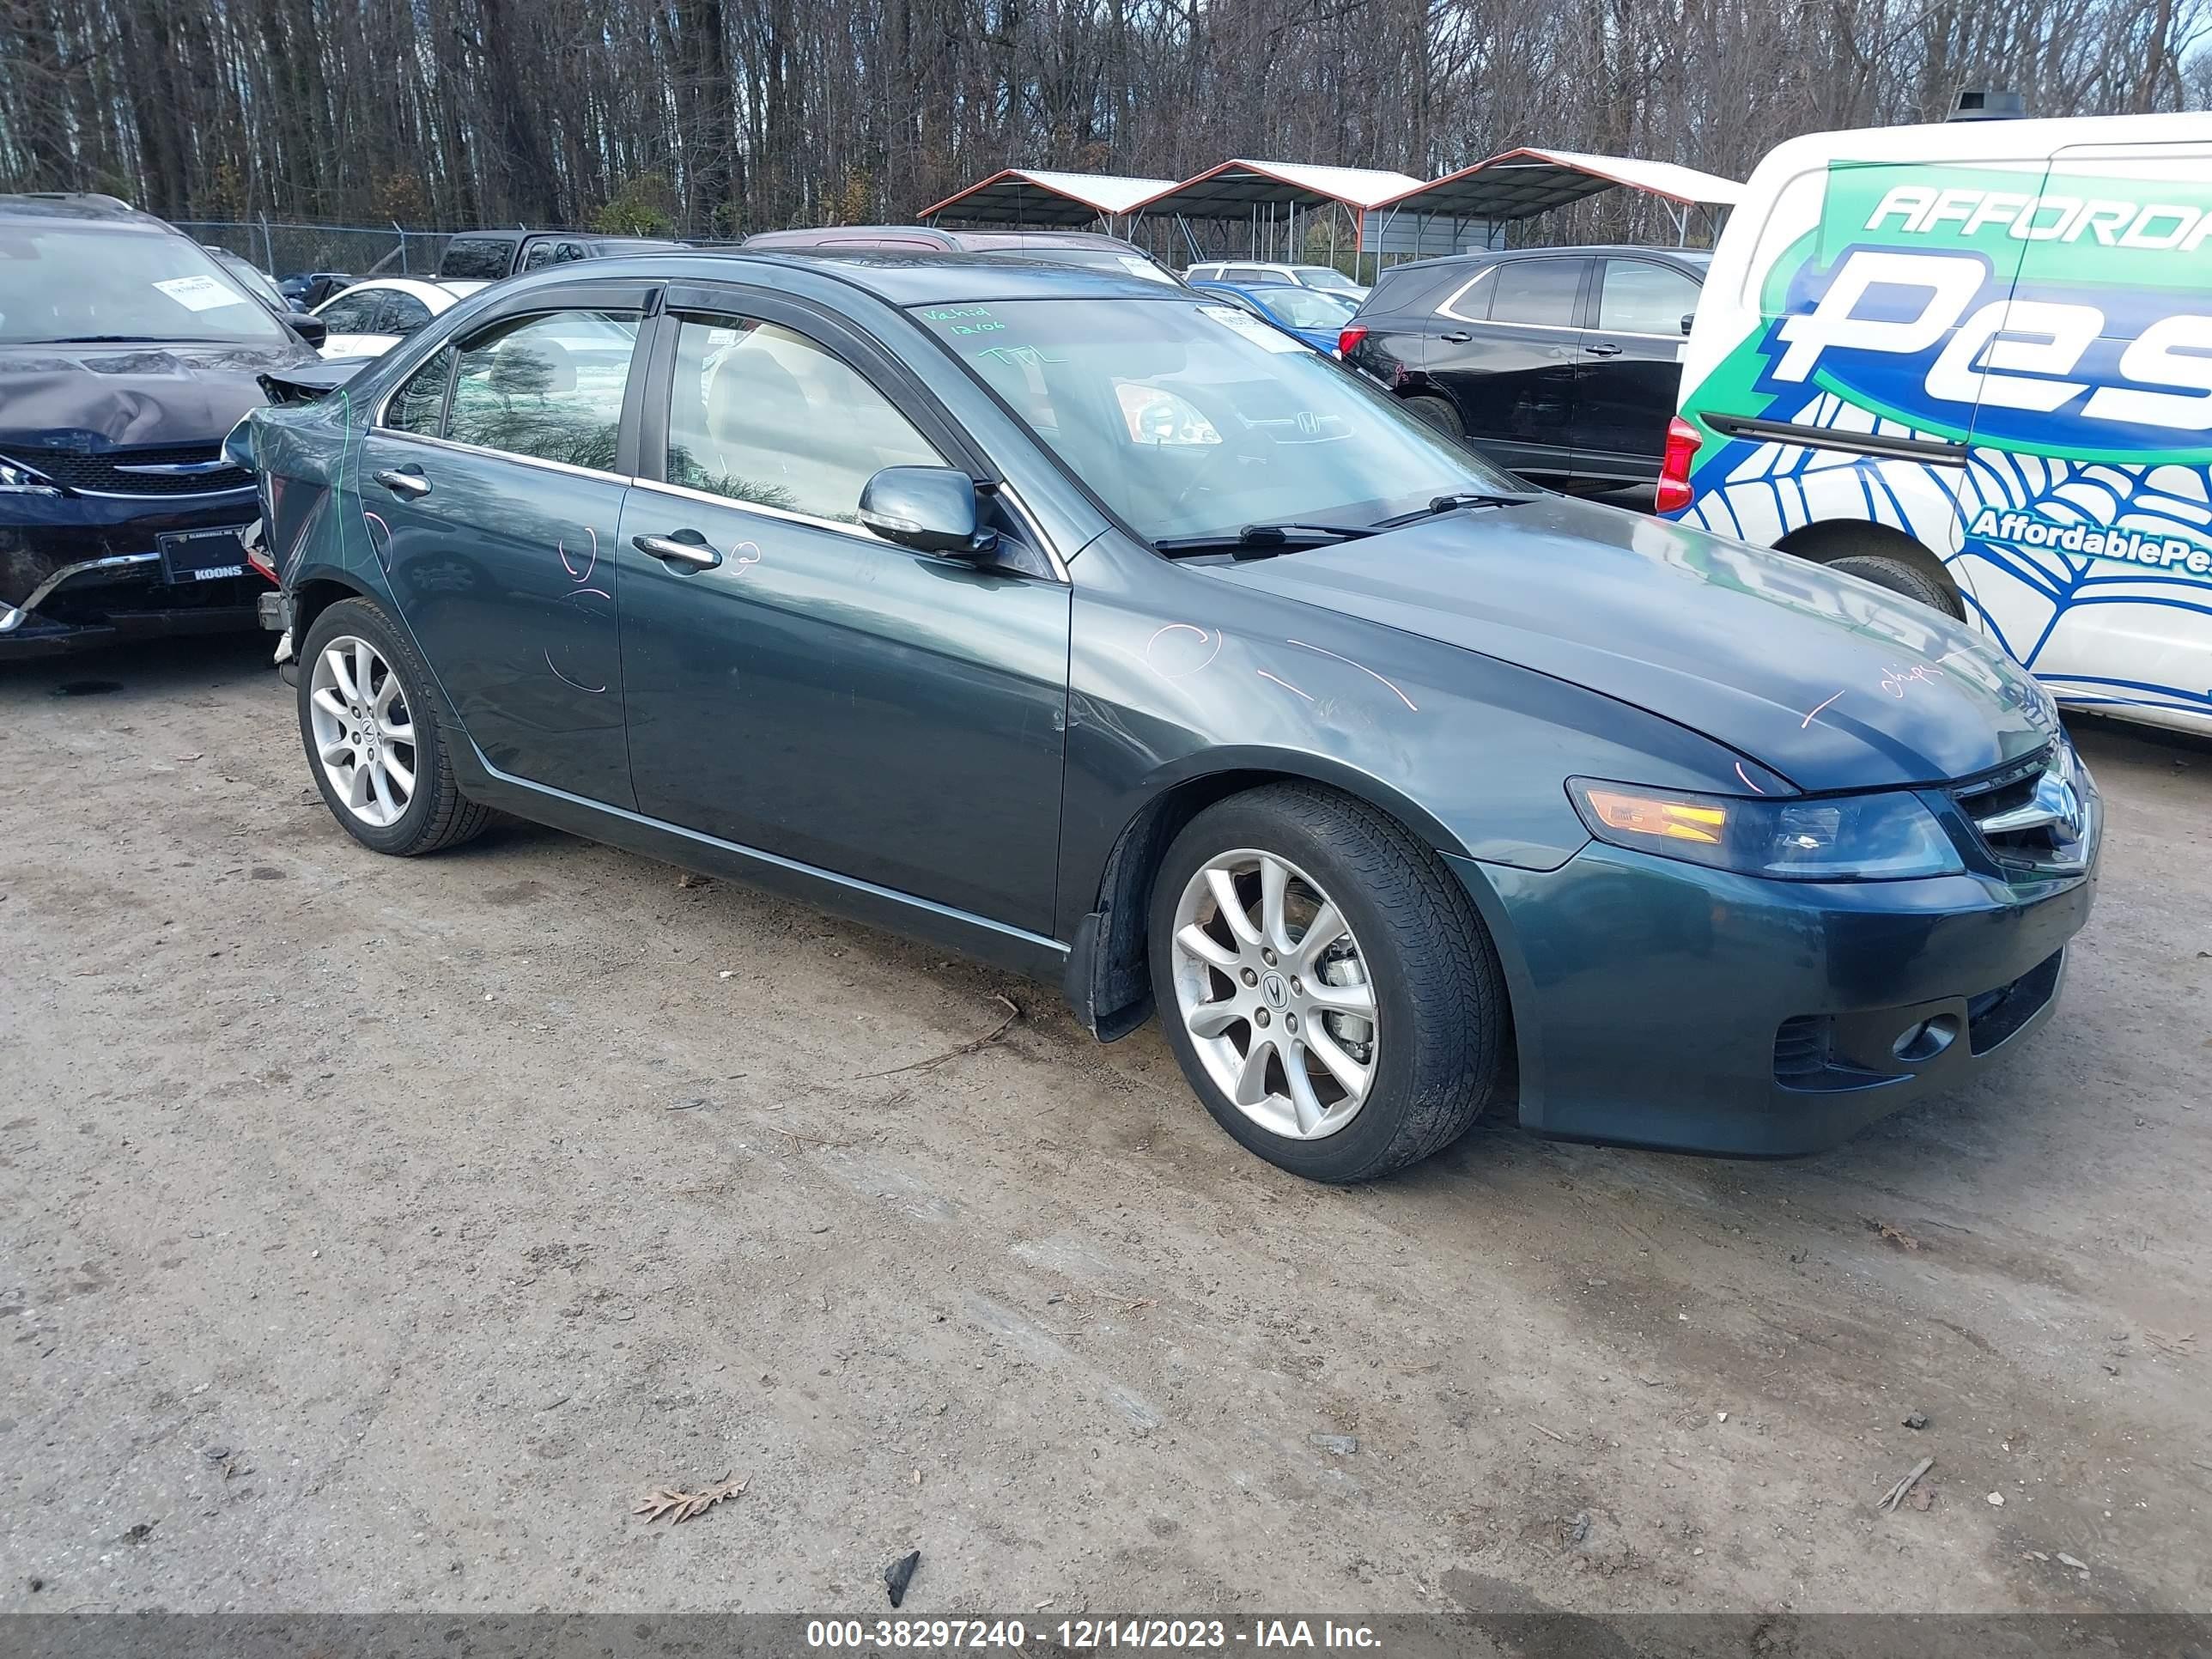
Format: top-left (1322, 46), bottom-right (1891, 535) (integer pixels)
top-left (1153, 522), bottom-right (1380, 560)
top-left (1371, 490), bottom-right (1534, 528)
top-left (27, 334), bottom-right (173, 345)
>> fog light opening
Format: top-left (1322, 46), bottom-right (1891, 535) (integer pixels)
top-left (1892, 1014), bottom-right (1960, 1064)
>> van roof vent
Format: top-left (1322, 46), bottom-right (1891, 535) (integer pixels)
top-left (1949, 88), bottom-right (2027, 121)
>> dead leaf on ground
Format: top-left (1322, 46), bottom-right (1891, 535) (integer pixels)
top-left (633, 1474), bottom-right (747, 1523)
top-left (1863, 1217), bottom-right (1922, 1251)
top-left (1908, 1483), bottom-right (1936, 1511)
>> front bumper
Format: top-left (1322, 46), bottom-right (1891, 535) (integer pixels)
top-left (0, 489), bottom-right (264, 657)
top-left (1449, 840), bottom-right (2099, 1158)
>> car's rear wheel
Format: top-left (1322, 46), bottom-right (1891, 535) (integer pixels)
top-left (297, 597), bottom-right (490, 856)
top-left (1148, 784), bottom-right (1507, 1182)
top-left (1795, 532), bottom-right (1966, 621)
top-left (1401, 394), bottom-right (1463, 441)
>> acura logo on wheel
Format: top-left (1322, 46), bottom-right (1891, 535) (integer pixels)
top-left (1261, 972), bottom-right (1289, 1008)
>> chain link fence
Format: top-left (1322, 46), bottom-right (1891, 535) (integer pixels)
top-left (173, 219), bottom-right (465, 279)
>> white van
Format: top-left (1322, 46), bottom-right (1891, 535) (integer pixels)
top-left (1664, 112), bottom-right (2212, 738)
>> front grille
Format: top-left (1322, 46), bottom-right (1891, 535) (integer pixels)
top-left (1951, 743), bottom-right (2089, 873)
top-left (1951, 749), bottom-right (2045, 821)
top-left (1773, 1014), bottom-right (1831, 1083)
top-left (15, 444), bottom-right (254, 496)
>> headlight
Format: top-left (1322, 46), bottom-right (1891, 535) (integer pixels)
top-left (0, 455), bottom-right (61, 494)
top-left (222, 416), bottom-right (257, 472)
top-left (1568, 779), bottom-right (1964, 880)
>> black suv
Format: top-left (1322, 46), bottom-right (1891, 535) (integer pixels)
top-left (1340, 246), bottom-right (1709, 495)
top-left (0, 194), bottom-right (320, 655)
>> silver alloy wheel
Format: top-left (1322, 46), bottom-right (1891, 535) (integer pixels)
top-left (308, 634), bottom-right (416, 829)
top-left (1169, 848), bottom-right (1379, 1140)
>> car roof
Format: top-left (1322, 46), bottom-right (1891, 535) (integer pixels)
top-left (1380, 244), bottom-right (1712, 276)
top-left (945, 228), bottom-right (1138, 251)
top-left (326, 277), bottom-right (458, 304)
top-left (582, 248), bottom-right (1184, 306)
top-left (0, 191), bottom-right (168, 228)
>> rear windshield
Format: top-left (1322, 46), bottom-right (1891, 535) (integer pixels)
top-left (439, 237), bottom-right (514, 281)
top-left (0, 225), bottom-right (289, 346)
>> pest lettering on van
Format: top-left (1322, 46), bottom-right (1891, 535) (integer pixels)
top-left (1764, 248), bottom-right (2212, 459)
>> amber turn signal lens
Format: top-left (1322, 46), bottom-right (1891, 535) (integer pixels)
top-left (1583, 788), bottom-right (1729, 845)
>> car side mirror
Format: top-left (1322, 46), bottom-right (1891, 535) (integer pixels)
top-left (858, 466), bottom-right (1000, 562)
top-left (288, 312), bottom-right (328, 349)
top-left (1680, 313), bottom-right (1695, 336)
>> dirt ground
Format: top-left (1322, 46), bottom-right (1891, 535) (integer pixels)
top-left (2, 635), bottom-right (2208, 1619)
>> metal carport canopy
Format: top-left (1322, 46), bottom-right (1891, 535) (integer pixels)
top-left (1130, 159), bottom-right (1429, 216)
top-left (1372, 148), bottom-right (1743, 220)
top-left (918, 169), bottom-right (1178, 226)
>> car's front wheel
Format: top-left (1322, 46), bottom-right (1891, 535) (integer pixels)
top-left (1148, 784), bottom-right (1508, 1182)
top-left (296, 596), bottom-right (490, 856)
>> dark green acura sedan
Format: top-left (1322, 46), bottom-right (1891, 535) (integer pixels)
top-left (239, 253), bottom-right (2099, 1182)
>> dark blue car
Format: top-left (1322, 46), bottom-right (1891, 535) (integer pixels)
top-left (239, 252), bottom-right (2099, 1182)
top-left (0, 194), bottom-right (320, 654)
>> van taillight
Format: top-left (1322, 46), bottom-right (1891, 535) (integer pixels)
top-left (1337, 325), bottom-right (1368, 359)
top-left (1656, 417), bottom-right (1702, 514)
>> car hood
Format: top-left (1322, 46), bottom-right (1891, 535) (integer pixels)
top-left (1195, 495), bottom-right (2061, 792)
top-left (0, 338), bottom-right (315, 450)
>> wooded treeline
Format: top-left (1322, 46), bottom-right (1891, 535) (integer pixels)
top-left (1, 0), bottom-right (2203, 243)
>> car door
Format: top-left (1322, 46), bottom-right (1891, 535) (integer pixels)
top-left (359, 279), bottom-right (656, 808)
top-left (616, 289), bottom-right (1072, 933)
top-left (1429, 256), bottom-right (1591, 483)
top-left (314, 289), bottom-right (387, 359)
top-left (1576, 257), bottom-right (1705, 487)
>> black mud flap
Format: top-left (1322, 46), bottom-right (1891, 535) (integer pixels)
top-left (1062, 909), bottom-right (1154, 1042)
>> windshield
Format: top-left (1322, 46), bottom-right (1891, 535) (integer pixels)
top-left (918, 297), bottom-right (1524, 545)
top-left (0, 226), bottom-right (290, 345)
top-left (1290, 265), bottom-right (1363, 294)
top-left (207, 249), bottom-right (286, 311)
top-left (1254, 287), bottom-right (1357, 329)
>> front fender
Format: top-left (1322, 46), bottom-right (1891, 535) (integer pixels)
top-left (1054, 536), bottom-right (1781, 944)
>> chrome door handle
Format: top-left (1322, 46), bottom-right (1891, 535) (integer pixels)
top-left (1440, 331), bottom-right (1473, 343)
top-left (374, 467), bottom-right (430, 498)
top-left (632, 532), bottom-right (721, 570)
top-left (1586, 342), bottom-right (1624, 357)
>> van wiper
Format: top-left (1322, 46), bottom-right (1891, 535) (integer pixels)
top-left (29, 334), bottom-right (172, 344)
top-left (1153, 522), bottom-right (1379, 560)
top-left (1371, 489), bottom-right (1534, 528)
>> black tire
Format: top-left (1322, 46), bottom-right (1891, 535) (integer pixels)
top-left (1147, 783), bottom-right (1508, 1182)
top-left (1401, 393), bottom-right (1464, 441)
top-left (295, 596), bottom-right (491, 857)
top-left (1822, 549), bottom-right (1965, 620)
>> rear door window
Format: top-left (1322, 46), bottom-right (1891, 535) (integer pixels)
top-left (1486, 258), bottom-right (1589, 327)
top-left (447, 307), bottom-right (641, 471)
top-left (316, 291), bottom-right (381, 334)
top-left (1595, 259), bottom-right (1703, 337)
top-left (383, 290), bottom-right (434, 337)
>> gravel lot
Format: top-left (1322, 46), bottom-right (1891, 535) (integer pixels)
top-left (3, 635), bottom-right (2208, 1617)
